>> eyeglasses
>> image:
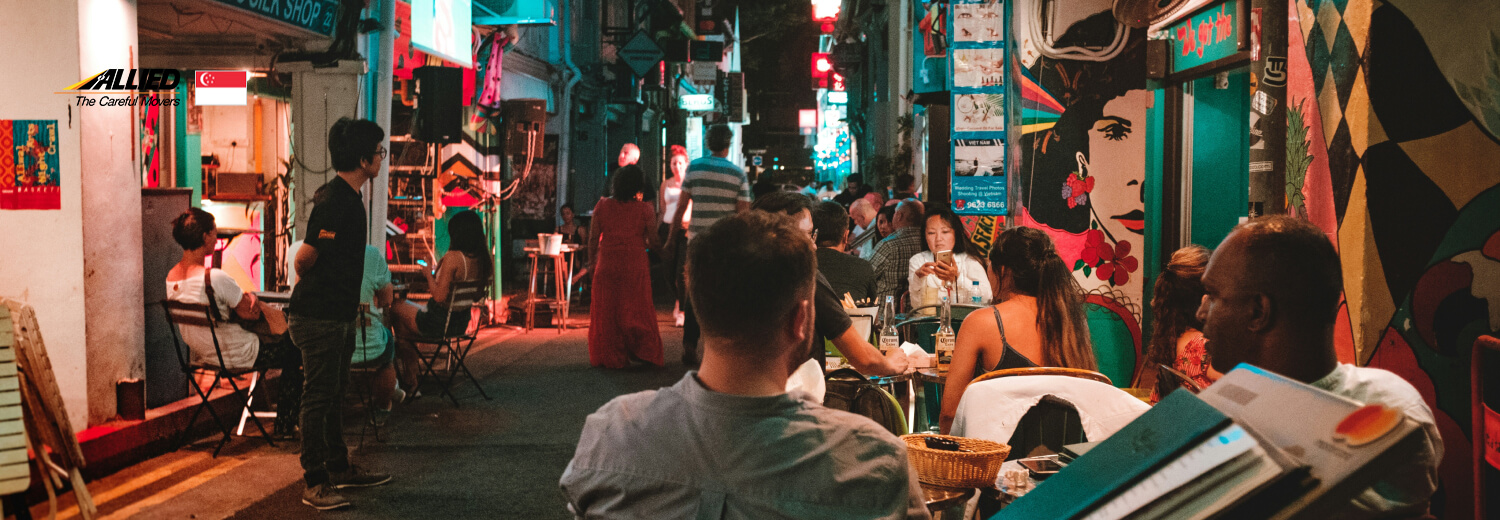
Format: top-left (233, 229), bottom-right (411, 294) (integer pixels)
top-left (374, 147), bottom-right (387, 160)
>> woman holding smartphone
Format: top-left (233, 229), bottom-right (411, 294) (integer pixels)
top-left (907, 206), bottom-right (992, 309)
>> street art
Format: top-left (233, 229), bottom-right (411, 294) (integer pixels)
top-left (1014, 36), bottom-right (1150, 386)
top-left (1290, 0), bottom-right (1500, 514)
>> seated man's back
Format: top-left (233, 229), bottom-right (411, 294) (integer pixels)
top-left (562, 372), bottom-right (927, 519)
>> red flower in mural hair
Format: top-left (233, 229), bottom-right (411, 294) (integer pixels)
top-left (1082, 229), bottom-right (1138, 286)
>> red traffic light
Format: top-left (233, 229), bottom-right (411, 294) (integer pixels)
top-left (811, 53), bottom-right (831, 79)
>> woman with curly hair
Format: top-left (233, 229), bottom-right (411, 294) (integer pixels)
top-left (1145, 245), bottom-right (1220, 402)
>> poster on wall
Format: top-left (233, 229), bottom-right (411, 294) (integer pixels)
top-left (954, 139), bottom-right (1004, 176)
top-left (954, 93), bottom-right (1006, 132)
top-left (953, 1), bottom-right (1003, 42)
top-left (949, 0), bottom-right (1007, 216)
top-left (953, 49), bottom-right (1005, 88)
top-left (0, 120), bottom-right (61, 210)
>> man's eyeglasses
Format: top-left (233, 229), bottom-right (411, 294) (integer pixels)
top-left (374, 147), bottom-right (388, 160)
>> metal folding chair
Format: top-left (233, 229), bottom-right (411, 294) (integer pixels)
top-left (405, 280), bottom-right (492, 407)
top-left (161, 301), bottom-right (277, 457)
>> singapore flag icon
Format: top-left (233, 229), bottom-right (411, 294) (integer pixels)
top-left (195, 71), bottom-right (247, 106)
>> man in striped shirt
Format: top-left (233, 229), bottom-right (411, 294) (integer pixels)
top-left (668, 124), bottom-right (750, 365)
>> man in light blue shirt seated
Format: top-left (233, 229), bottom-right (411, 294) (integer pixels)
top-left (353, 244), bottom-right (402, 424)
top-left (561, 211), bottom-right (929, 519)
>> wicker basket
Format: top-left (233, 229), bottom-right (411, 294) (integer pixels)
top-left (902, 434), bottom-right (1011, 488)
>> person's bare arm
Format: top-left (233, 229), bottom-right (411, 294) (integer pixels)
top-left (431, 253), bottom-right (457, 304)
top-left (375, 283), bottom-right (395, 310)
top-left (835, 327), bottom-right (910, 376)
top-left (294, 244), bottom-right (319, 278)
top-left (735, 199), bottom-right (750, 214)
top-left (667, 190), bottom-right (692, 251)
top-left (588, 212), bottom-right (604, 271)
top-left (940, 313), bottom-right (988, 434)
top-left (232, 289), bottom-right (260, 320)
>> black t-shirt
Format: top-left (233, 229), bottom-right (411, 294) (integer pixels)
top-left (817, 248), bottom-right (877, 303)
top-left (288, 177), bottom-right (367, 321)
top-left (813, 274), bottom-right (854, 368)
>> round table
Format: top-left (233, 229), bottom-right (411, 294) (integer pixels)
top-left (916, 368), bottom-right (948, 384)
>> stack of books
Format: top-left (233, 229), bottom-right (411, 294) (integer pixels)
top-left (994, 365), bottom-right (1427, 520)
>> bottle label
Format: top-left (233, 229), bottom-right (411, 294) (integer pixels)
top-left (879, 335), bottom-right (900, 353)
top-left (935, 333), bottom-right (956, 369)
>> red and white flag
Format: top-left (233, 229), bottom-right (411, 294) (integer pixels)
top-left (195, 71), bottom-right (247, 106)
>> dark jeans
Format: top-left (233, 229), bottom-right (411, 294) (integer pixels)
top-left (254, 337), bottom-right (303, 435)
top-left (288, 315), bottom-right (355, 487)
top-left (675, 238), bottom-right (699, 360)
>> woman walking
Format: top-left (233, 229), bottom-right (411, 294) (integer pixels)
top-left (587, 165), bottom-right (664, 368)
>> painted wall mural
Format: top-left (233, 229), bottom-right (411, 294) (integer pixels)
top-left (1013, 35), bottom-right (1150, 386)
top-left (1289, 0), bottom-right (1500, 515)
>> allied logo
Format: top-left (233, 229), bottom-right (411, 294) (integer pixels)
top-left (65, 69), bottom-right (181, 92)
top-left (63, 69), bottom-right (183, 107)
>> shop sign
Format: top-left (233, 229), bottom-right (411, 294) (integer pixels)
top-left (1169, 0), bottom-right (1240, 73)
top-left (680, 94), bottom-right (715, 112)
top-left (207, 0), bottom-right (339, 38)
top-left (952, 176), bottom-right (1006, 215)
top-left (620, 31), bottom-right (665, 77)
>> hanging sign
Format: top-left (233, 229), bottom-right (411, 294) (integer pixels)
top-left (620, 31), bottom-right (665, 77)
top-left (948, 0), bottom-right (1006, 216)
top-left (206, 0), bottom-right (339, 37)
top-left (1169, 0), bottom-right (1242, 73)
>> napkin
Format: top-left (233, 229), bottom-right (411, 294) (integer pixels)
top-left (901, 342), bottom-right (933, 367)
top-left (785, 358), bottom-right (827, 404)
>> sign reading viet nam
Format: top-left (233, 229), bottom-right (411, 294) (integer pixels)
top-left (206, 0), bottom-right (339, 37)
top-left (1170, 0), bottom-right (1241, 73)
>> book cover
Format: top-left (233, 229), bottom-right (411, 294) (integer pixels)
top-left (994, 391), bottom-right (1231, 519)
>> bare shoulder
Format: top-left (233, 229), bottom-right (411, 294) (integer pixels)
top-left (958, 306), bottom-right (998, 336)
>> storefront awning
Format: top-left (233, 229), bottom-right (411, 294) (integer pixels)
top-left (138, 0), bottom-right (337, 70)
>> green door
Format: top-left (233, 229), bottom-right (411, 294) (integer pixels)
top-left (1185, 69), bottom-right (1250, 248)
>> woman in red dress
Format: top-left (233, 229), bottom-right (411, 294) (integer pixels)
top-left (587, 165), bottom-right (665, 368)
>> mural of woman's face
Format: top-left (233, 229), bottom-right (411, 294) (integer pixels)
top-left (1088, 90), bottom-right (1150, 242)
top-left (925, 215), bottom-right (956, 252)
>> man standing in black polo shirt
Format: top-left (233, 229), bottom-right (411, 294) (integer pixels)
top-left (288, 118), bottom-right (391, 510)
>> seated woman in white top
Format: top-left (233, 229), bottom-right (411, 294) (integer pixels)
top-left (164, 208), bottom-right (295, 373)
top-left (908, 206), bottom-right (992, 309)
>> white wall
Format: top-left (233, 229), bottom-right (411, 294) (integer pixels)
top-left (0, 0), bottom-right (89, 430)
top-left (77, 0), bottom-right (144, 425)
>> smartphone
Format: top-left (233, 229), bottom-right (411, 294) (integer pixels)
top-left (934, 250), bottom-right (955, 266)
top-left (1019, 456), bottom-right (1063, 479)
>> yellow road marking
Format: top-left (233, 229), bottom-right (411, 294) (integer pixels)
top-left (54, 452), bottom-right (210, 520)
top-left (100, 456), bottom-right (252, 519)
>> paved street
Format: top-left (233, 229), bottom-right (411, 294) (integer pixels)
top-left (33, 309), bottom-right (689, 519)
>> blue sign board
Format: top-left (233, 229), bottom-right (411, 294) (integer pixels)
top-left (952, 176), bottom-right (1007, 215)
top-left (207, 0), bottom-right (339, 37)
top-left (1169, 0), bottom-right (1241, 73)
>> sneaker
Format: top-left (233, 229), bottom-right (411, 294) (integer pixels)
top-left (371, 408), bottom-right (392, 427)
top-left (330, 464), bottom-right (392, 489)
top-left (302, 483), bottom-right (351, 510)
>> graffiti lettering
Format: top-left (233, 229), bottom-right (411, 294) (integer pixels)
top-left (1197, 20), bottom-right (1212, 57)
top-left (1216, 7), bottom-right (1233, 44)
top-left (1178, 25), bottom-right (1196, 57)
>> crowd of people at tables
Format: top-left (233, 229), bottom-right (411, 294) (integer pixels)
top-left (566, 124), bottom-right (1443, 518)
top-left (162, 118), bottom-right (1444, 515)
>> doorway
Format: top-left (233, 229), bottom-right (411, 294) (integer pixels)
top-left (1177, 67), bottom-right (1251, 250)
